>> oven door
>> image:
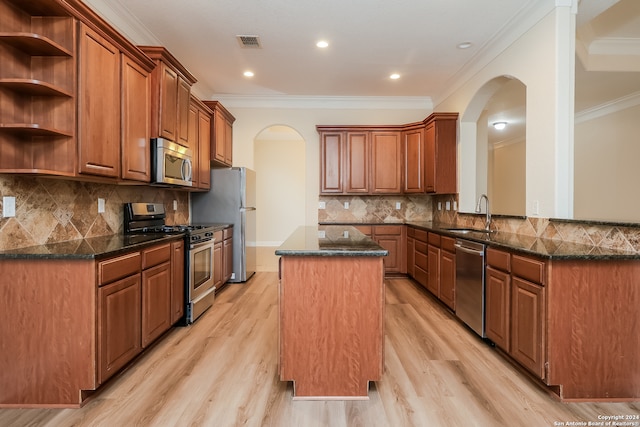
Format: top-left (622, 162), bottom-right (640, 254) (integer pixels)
top-left (188, 239), bottom-right (215, 322)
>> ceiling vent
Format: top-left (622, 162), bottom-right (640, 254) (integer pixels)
top-left (236, 35), bottom-right (262, 49)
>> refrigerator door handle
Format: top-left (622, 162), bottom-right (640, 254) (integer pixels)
top-left (239, 207), bottom-right (256, 211)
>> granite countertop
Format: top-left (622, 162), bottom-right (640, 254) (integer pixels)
top-left (0, 223), bottom-right (233, 260)
top-left (319, 221), bottom-right (639, 260)
top-left (275, 225), bottom-right (388, 257)
top-left (407, 221), bottom-right (640, 260)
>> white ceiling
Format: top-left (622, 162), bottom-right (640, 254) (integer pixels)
top-left (86, 0), bottom-right (543, 103)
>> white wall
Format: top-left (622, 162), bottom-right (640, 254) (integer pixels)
top-left (491, 141), bottom-right (526, 215)
top-left (437, 4), bottom-right (577, 218)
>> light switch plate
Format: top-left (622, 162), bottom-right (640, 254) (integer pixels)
top-left (438, 202), bottom-right (442, 211)
top-left (395, 202), bottom-right (401, 210)
top-left (445, 201), bottom-right (451, 210)
top-left (3, 196), bottom-right (16, 217)
top-left (344, 201), bottom-right (349, 209)
top-left (318, 201), bottom-right (326, 209)
top-left (453, 201), bottom-right (457, 211)
top-left (97, 198), bottom-right (105, 213)
top-left (173, 200), bottom-right (178, 211)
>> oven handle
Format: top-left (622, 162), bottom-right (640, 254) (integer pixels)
top-left (190, 237), bottom-right (214, 249)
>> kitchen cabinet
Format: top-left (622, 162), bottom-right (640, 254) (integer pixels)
top-left (141, 243), bottom-right (172, 348)
top-left (140, 46), bottom-right (197, 147)
top-left (370, 131), bottom-right (402, 194)
top-left (223, 226), bottom-right (234, 283)
top-left (187, 97), bottom-right (213, 190)
top-left (427, 233), bottom-right (440, 296)
top-left (354, 224), bottom-right (404, 275)
top-left (0, 0), bottom-right (76, 175)
top-left (439, 236), bottom-right (456, 310)
top-left (406, 227), bottom-right (415, 278)
top-left (317, 113), bottom-right (457, 195)
top-left (485, 247), bottom-right (546, 380)
top-left (0, 0), bottom-right (155, 182)
top-left (78, 23), bottom-right (120, 178)
top-left (403, 125), bottom-right (425, 193)
top-left (170, 239), bottom-right (185, 324)
top-left (204, 101), bottom-right (235, 168)
top-left (412, 227), bottom-right (428, 288)
top-left (121, 54), bottom-right (151, 182)
top-left (213, 232), bottom-right (223, 288)
top-left (425, 113), bottom-right (458, 194)
top-left (97, 252), bottom-right (142, 385)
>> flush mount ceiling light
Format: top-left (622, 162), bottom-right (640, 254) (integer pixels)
top-left (243, 71), bottom-right (254, 77)
top-left (316, 40), bottom-right (329, 48)
top-left (493, 121), bottom-right (507, 130)
top-left (389, 73), bottom-right (400, 80)
top-left (457, 41), bottom-right (473, 49)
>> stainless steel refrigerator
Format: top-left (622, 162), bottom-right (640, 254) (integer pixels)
top-left (191, 167), bottom-right (256, 282)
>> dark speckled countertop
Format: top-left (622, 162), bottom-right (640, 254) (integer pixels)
top-left (275, 225), bottom-right (388, 257)
top-left (320, 221), bottom-right (639, 260)
top-left (0, 224), bottom-right (232, 260)
top-left (407, 221), bottom-right (640, 260)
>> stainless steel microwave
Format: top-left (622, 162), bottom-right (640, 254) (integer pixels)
top-left (152, 138), bottom-right (193, 187)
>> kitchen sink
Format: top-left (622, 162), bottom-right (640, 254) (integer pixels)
top-left (444, 228), bottom-right (493, 234)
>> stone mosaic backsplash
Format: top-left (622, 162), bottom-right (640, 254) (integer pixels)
top-left (318, 195), bottom-right (432, 223)
top-left (432, 194), bottom-right (640, 253)
top-left (0, 175), bottom-right (190, 252)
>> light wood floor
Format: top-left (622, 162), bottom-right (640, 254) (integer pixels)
top-left (1, 272), bottom-right (638, 426)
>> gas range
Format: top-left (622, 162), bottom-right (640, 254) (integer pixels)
top-left (124, 203), bottom-right (215, 244)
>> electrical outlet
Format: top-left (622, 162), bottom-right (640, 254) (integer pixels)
top-left (3, 196), bottom-right (16, 217)
top-left (97, 198), bottom-right (105, 214)
top-left (344, 201), bottom-right (349, 209)
top-left (173, 200), bottom-right (178, 211)
top-left (395, 202), bottom-right (401, 210)
top-left (445, 201), bottom-right (451, 211)
top-left (318, 230), bottom-right (326, 238)
top-left (453, 201), bottom-right (457, 211)
top-left (438, 202), bottom-right (442, 211)
top-left (318, 201), bottom-right (326, 209)
top-left (343, 230), bottom-right (349, 238)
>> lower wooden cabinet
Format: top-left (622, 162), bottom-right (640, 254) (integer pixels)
top-left (439, 237), bottom-right (456, 310)
top-left (356, 225), bottom-right (404, 275)
top-left (141, 249), bottom-right (172, 348)
top-left (427, 241), bottom-right (440, 295)
top-left (97, 274), bottom-right (141, 385)
top-left (171, 240), bottom-right (185, 324)
top-left (485, 247), bottom-right (546, 380)
top-left (223, 227), bottom-right (233, 283)
top-left (213, 233), bottom-right (223, 288)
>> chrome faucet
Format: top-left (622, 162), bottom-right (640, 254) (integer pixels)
top-left (475, 194), bottom-right (491, 231)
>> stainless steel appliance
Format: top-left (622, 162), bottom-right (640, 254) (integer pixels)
top-left (124, 202), bottom-right (216, 324)
top-left (454, 239), bottom-right (486, 337)
top-left (151, 138), bottom-right (193, 187)
top-left (191, 167), bottom-right (256, 282)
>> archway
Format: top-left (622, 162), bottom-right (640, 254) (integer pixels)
top-left (253, 125), bottom-right (306, 271)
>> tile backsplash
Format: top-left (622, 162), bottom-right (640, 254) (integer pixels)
top-left (0, 175), bottom-right (189, 251)
top-left (319, 195), bottom-right (432, 223)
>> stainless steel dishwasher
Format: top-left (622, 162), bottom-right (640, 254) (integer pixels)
top-left (454, 239), bottom-right (486, 337)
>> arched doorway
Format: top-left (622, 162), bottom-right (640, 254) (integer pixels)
top-left (254, 125), bottom-right (306, 271)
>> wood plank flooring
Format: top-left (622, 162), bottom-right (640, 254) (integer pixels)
top-left (1, 272), bottom-right (638, 426)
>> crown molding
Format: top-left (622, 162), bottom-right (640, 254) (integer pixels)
top-left (82, 0), bottom-right (161, 45)
top-left (575, 91), bottom-right (640, 123)
top-left (205, 95), bottom-right (433, 110)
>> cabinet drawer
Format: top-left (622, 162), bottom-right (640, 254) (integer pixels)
top-left (374, 225), bottom-right (402, 235)
top-left (428, 232), bottom-right (441, 246)
top-left (414, 229), bottom-right (428, 242)
top-left (354, 225), bottom-right (372, 236)
top-left (223, 227), bottom-right (233, 239)
top-left (487, 248), bottom-right (511, 272)
top-left (415, 251), bottom-right (428, 270)
top-left (214, 230), bottom-right (223, 242)
top-left (414, 266), bottom-right (427, 287)
top-left (414, 240), bottom-right (427, 255)
top-left (99, 252), bottom-right (141, 286)
top-left (142, 243), bottom-right (171, 269)
top-left (407, 227), bottom-right (415, 238)
top-left (441, 236), bottom-right (455, 252)
top-left (512, 255), bottom-right (545, 284)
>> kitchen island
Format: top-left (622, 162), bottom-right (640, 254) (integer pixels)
top-left (275, 225), bottom-right (388, 399)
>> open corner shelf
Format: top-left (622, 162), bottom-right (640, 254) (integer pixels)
top-left (0, 33), bottom-right (73, 57)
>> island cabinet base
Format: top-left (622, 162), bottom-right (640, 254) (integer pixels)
top-left (278, 256), bottom-right (385, 399)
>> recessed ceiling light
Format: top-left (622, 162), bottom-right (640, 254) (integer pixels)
top-left (493, 121), bottom-right (507, 130)
top-left (243, 71), bottom-right (254, 77)
top-left (316, 40), bottom-right (329, 48)
top-left (390, 73), bottom-right (400, 80)
top-left (457, 41), bottom-right (473, 49)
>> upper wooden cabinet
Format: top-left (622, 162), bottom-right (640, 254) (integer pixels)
top-left (0, 0), bottom-right (155, 183)
top-left (187, 97), bottom-right (213, 190)
top-left (204, 100), bottom-right (235, 168)
top-left (403, 125), bottom-right (425, 193)
top-left (425, 113), bottom-right (458, 194)
top-left (317, 113), bottom-right (458, 195)
top-left (139, 46), bottom-right (197, 147)
top-left (370, 131), bottom-right (402, 194)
